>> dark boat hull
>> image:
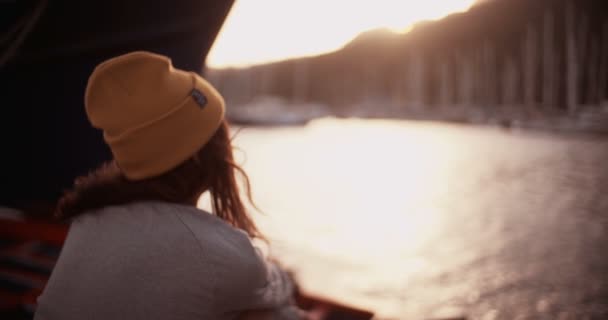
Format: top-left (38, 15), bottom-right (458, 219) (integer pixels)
top-left (1, 0), bottom-right (233, 211)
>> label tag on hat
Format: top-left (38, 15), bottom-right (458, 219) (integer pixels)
top-left (191, 89), bottom-right (208, 108)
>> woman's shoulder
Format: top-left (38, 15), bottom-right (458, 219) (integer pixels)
top-left (77, 201), bottom-right (254, 251)
top-left (160, 202), bottom-right (269, 290)
top-left (77, 201), bottom-right (264, 274)
top-left (151, 202), bottom-right (253, 245)
top-left (135, 202), bottom-right (263, 267)
top-left (74, 201), bottom-right (273, 309)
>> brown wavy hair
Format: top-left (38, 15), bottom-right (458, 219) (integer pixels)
top-left (55, 121), bottom-right (262, 238)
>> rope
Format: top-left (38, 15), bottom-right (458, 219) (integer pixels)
top-left (0, 0), bottom-right (48, 68)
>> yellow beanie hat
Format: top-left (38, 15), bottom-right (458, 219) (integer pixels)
top-left (85, 51), bottom-right (225, 180)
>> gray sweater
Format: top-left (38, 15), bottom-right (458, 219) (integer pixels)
top-left (34, 201), bottom-right (299, 320)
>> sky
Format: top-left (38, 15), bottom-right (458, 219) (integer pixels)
top-left (207, 0), bottom-right (478, 68)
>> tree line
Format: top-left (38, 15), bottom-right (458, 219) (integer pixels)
top-left (209, 0), bottom-right (608, 121)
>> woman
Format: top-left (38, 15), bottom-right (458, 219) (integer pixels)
top-left (35, 51), bottom-right (306, 320)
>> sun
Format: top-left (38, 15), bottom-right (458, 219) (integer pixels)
top-left (207, 0), bottom-right (477, 68)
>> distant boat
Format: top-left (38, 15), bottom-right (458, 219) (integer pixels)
top-left (227, 96), bottom-right (329, 126)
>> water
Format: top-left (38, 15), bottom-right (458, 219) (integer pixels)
top-left (229, 118), bottom-right (608, 320)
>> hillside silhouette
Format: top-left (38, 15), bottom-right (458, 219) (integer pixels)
top-left (209, 0), bottom-right (608, 130)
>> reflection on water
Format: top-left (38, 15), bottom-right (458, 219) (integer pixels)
top-left (227, 118), bottom-right (608, 319)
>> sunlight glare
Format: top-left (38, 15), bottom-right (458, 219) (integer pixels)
top-left (225, 119), bottom-right (467, 261)
top-left (208, 0), bottom-right (477, 68)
